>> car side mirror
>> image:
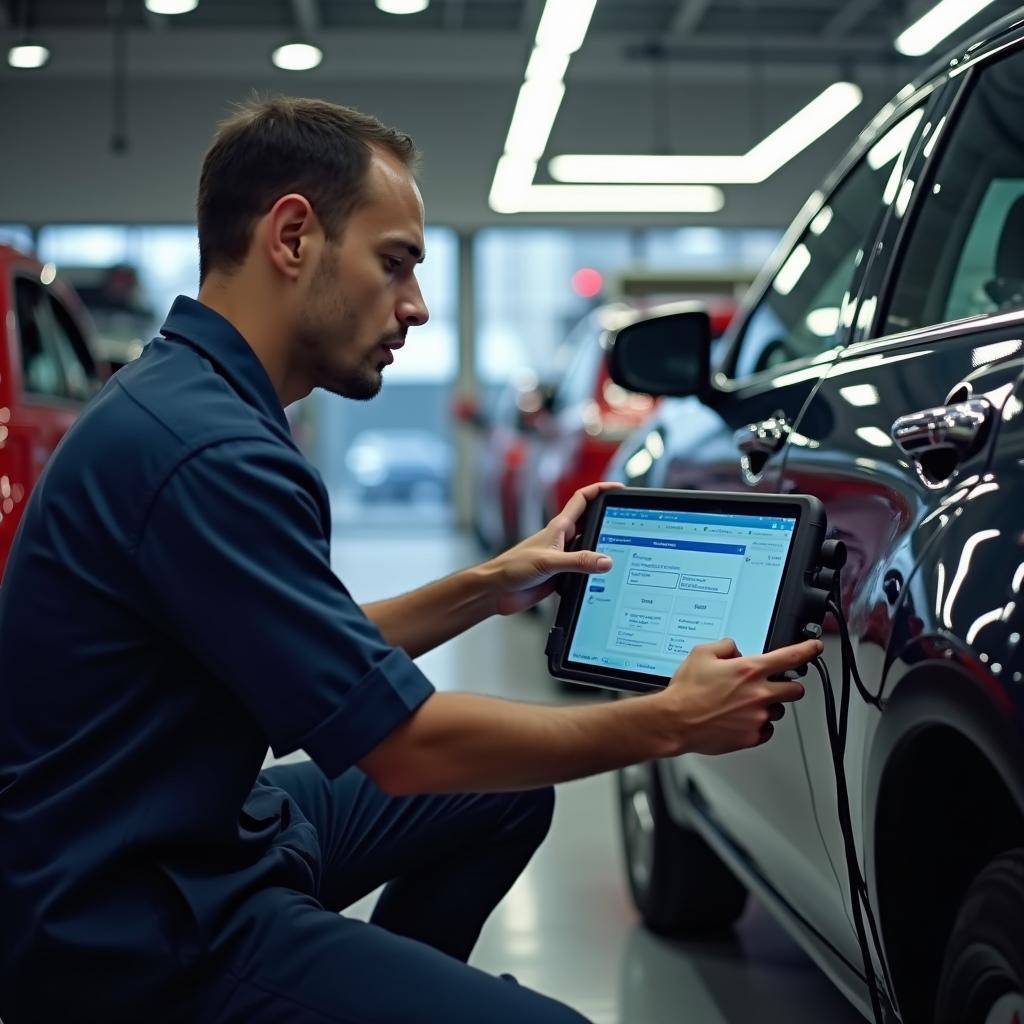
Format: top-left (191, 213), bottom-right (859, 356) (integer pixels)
top-left (608, 310), bottom-right (712, 399)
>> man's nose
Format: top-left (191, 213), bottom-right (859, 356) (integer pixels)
top-left (398, 280), bottom-right (429, 328)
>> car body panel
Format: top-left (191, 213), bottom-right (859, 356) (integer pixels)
top-left (774, 322), bottom-right (1024, 972)
top-left (0, 247), bottom-right (102, 577)
top-left (606, 12), bottom-right (1024, 1021)
top-left (607, 80), bottom-right (945, 966)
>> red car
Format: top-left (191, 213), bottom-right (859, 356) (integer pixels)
top-left (515, 299), bottom-right (735, 541)
top-left (0, 246), bottom-right (105, 578)
top-left (456, 377), bottom-right (536, 553)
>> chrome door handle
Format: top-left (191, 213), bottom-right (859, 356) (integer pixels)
top-left (734, 412), bottom-right (790, 457)
top-left (891, 399), bottom-right (991, 458)
top-left (734, 412), bottom-right (790, 483)
top-left (891, 399), bottom-right (992, 484)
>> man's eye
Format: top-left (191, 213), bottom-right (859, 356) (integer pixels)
top-left (383, 256), bottom-right (403, 273)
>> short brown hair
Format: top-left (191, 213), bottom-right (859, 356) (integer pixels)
top-left (197, 96), bottom-right (419, 283)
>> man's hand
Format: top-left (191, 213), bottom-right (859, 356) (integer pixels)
top-left (654, 637), bottom-right (820, 756)
top-left (486, 481), bottom-right (624, 615)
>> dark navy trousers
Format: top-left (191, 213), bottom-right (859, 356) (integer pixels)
top-left (192, 761), bottom-right (592, 1024)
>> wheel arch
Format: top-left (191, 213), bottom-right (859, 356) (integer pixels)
top-left (866, 661), bottom-right (1024, 1023)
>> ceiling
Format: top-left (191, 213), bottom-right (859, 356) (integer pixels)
top-left (10, 0), bottom-right (1019, 60)
top-left (0, 0), bottom-right (1021, 228)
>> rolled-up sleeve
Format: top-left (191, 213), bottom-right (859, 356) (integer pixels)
top-left (133, 438), bottom-right (434, 777)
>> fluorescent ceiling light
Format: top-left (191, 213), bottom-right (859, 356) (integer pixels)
top-left (856, 426), bottom-right (894, 448)
top-left (808, 206), bottom-right (833, 235)
top-left (806, 307), bottom-right (841, 338)
top-left (376, 0), bottom-right (430, 13)
top-left (507, 185), bottom-right (725, 214)
top-left (745, 82), bottom-right (863, 178)
top-left (535, 0), bottom-right (598, 55)
top-left (271, 42), bottom-right (322, 71)
top-left (503, 80), bottom-right (566, 161)
top-left (550, 153), bottom-right (753, 184)
top-left (494, 0), bottom-right (714, 215)
top-left (895, 0), bottom-right (997, 56)
top-left (867, 109), bottom-right (924, 169)
top-left (525, 46), bottom-right (570, 83)
top-left (773, 244), bottom-right (812, 296)
top-left (548, 82), bottom-right (862, 184)
top-left (972, 339), bottom-right (1023, 366)
top-left (489, 155), bottom-right (537, 214)
top-left (7, 43), bottom-right (49, 69)
top-left (839, 384), bottom-right (881, 407)
top-left (145, 0), bottom-right (199, 13)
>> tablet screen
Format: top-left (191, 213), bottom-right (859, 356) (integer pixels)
top-left (565, 503), bottom-right (797, 679)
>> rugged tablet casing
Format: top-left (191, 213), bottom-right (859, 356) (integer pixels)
top-left (546, 488), bottom-right (827, 694)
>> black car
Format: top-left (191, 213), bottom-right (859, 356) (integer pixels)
top-left (603, 11), bottom-right (1024, 1024)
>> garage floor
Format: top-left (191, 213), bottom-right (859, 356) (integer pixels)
top-left (271, 526), bottom-right (865, 1024)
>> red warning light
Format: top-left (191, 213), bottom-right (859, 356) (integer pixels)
top-left (571, 267), bottom-right (603, 298)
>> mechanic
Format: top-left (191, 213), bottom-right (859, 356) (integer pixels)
top-left (0, 97), bottom-right (819, 1024)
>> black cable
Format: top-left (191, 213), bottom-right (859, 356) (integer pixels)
top-left (819, 655), bottom-right (896, 1009)
top-left (812, 570), bottom-right (901, 1012)
top-left (823, 594), bottom-right (898, 1007)
top-left (827, 596), bottom-right (885, 707)
top-left (814, 656), bottom-right (888, 1024)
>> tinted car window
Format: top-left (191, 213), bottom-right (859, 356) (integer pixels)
top-left (884, 50), bottom-right (1024, 334)
top-left (731, 108), bottom-right (924, 379)
top-left (15, 278), bottom-right (65, 398)
top-left (45, 294), bottom-right (101, 402)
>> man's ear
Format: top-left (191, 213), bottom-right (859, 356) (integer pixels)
top-left (263, 193), bottom-right (321, 281)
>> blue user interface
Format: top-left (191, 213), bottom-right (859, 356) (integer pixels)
top-left (567, 505), bottom-right (796, 678)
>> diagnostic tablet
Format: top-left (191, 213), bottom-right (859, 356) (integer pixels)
top-left (546, 488), bottom-right (827, 693)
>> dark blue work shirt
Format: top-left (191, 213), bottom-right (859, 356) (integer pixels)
top-left (0, 296), bottom-right (434, 1013)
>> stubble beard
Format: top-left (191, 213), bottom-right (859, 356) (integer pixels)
top-left (299, 251), bottom-right (383, 402)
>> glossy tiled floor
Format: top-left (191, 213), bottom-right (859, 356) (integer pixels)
top-left (274, 525), bottom-right (865, 1024)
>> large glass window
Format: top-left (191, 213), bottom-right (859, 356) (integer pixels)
top-left (37, 225), bottom-right (193, 368)
top-left (729, 107), bottom-right (925, 378)
top-left (474, 227), bottom-right (781, 388)
top-left (34, 223), bottom-right (460, 526)
top-left (0, 225), bottom-right (33, 253)
top-left (38, 225), bottom-right (195, 324)
top-left (638, 226), bottom-right (782, 275)
top-left (884, 52), bottom-right (1024, 334)
top-left (475, 229), bottom-right (634, 384)
top-left (313, 225), bottom-right (460, 526)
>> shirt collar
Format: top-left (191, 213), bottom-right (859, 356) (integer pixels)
top-left (159, 295), bottom-right (290, 432)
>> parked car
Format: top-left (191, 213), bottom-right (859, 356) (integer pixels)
top-left (461, 299), bottom-right (736, 554)
top-left (513, 299), bottom-right (736, 545)
top-left (455, 370), bottom-right (541, 553)
top-left (602, 14), bottom-right (1024, 1024)
top-left (0, 246), bottom-right (105, 578)
top-left (344, 428), bottom-right (453, 505)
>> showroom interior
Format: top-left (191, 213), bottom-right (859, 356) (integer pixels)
top-left (3, 1), bottom-right (1024, 1022)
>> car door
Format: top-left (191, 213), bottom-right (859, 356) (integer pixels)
top-left (778, 40), bottom-right (1024, 972)
top-left (2, 272), bottom-right (101, 573)
top-left (615, 96), bottom-right (940, 939)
